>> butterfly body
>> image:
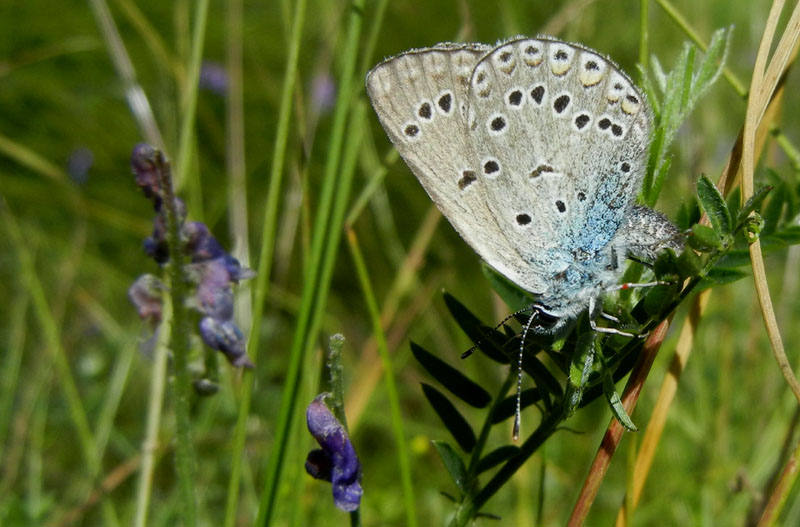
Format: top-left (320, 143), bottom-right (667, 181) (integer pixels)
top-left (367, 36), bottom-right (681, 332)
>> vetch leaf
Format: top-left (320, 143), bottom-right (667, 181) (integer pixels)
top-left (695, 267), bottom-right (749, 292)
top-left (602, 362), bottom-right (637, 431)
top-left (761, 182), bottom-right (785, 237)
top-left (736, 185), bottom-right (773, 229)
top-left (697, 174), bottom-right (732, 235)
top-left (521, 352), bottom-right (563, 398)
top-left (421, 383), bottom-right (476, 452)
top-left (411, 342), bottom-right (491, 408)
top-left (491, 388), bottom-right (543, 424)
top-left (688, 224), bottom-right (721, 251)
top-left (443, 293), bottom-right (509, 364)
top-left (477, 446), bottom-right (521, 474)
top-left (481, 264), bottom-right (534, 312)
top-left (564, 332), bottom-right (596, 416)
top-left (773, 225), bottom-right (800, 245)
top-left (432, 440), bottom-right (468, 494)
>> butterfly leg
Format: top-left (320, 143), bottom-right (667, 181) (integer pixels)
top-left (600, 312), bottom-right (621, 323)
top-left (588, 297), bottom-right (639, 338)
top-left (609, 280), bottom-right (670, 291)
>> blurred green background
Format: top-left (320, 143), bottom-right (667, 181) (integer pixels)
top-left (2, 0), bottom-right (800, 525)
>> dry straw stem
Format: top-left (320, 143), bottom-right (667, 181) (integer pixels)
top-left (574, 4), bottom-right (800, 523)
top-left (567, 318), bottom-right (672, 527)
top-left (616, 49), bottom-right (790, 527)
top-left (742, 0), bottom-right (800, 406)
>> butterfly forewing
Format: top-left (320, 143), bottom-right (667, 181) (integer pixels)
top-left (366, 43), bottom-right (548, 292)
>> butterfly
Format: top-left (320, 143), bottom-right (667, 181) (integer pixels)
top-left (366, 36), bottom-right (681, 336)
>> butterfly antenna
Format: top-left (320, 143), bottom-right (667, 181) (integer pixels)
top-left (461, 305), bottom-right (536, 359)
top-left (513, 309), bottom-right (539, 442)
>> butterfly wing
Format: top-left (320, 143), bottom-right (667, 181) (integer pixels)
top-left (464, 37), bottom-right (652, 280)
top-left (367, 43), bottom-right (549, 293)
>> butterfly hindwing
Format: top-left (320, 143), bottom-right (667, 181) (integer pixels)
top-left (367, 43), bottom-right (548, 292)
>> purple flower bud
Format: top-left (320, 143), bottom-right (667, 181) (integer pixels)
top-left (67, 147), bottom-right (93, 184)
top-left (198, 316), bottom-right (254, 368)
top-left (305, 394), bottom-right (362, 512)
top-left (311, 73), bottom-right (336, 114)
top-left (193, 258), bottom-right (235, 320)
top-left (184, 221), bottom-right (226, 261)
top-left (223, 254), bottom-right (256, 282)
top-left (131, 143), bottom-right (161, 198)
top-left (199, 61), bottom-right (229, 96)
top-left (128, 274), bottom-right (164, 322)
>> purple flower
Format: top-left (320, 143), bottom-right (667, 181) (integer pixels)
top-left (129, 143), bottom-right (255, 368)
top-left (128, 274), bottom-right (164, 322)
top-left (198, 316), bottom-right (254, 369)
top-left (305, 394), bottom-right (362, 512)
top-left (130, 143), bottom-right (160, 199)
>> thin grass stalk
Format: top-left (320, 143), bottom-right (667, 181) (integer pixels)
top-left (742, 0), bottom-right (800, 405)
top-left (76, 290), bottom-right (137, 467)
top-left (173, 0), bottom-right (210, 222)
top-left (757, 436), bottom-right (800, 526)
top-left (347, 227), bottom-right (417, 527)
top-left (1, 201), bottom-right (120, 527)
top-left (133, 297), bottom-right (173, 527)
top-left (654, 0), bottom-right (747, 96)
top-left (639, 0), bottom-right (649, 70)
top-left (86, 0), bottom-right (164, 149)
top-left (255, 0), bottom-right (364, 523)
top-left (223, 0), bottom-right (306, 521)
top-left (0, 291), bottom-right (28, 462)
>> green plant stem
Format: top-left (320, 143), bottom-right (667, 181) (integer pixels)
top-left (223, 0), bottom-right (307, 523)
top-left (450, 410), bottom-right (564, 527)
top-left (464, 372), bottom-right (516, 484)
top-left (639, 0), bottom-right (649, 70)
top-left (347, 225), bottom-right (416, 527)
top-left (134, 295), bottom-right (173, 527)
top-left (157, 152), bottom-right (197, 527)
top-left (174, 0), bottom-right (210, 220)
top-left (86, 0), bottom-right (164, 149)
top-left (255, 1), bottom-right (364, 523)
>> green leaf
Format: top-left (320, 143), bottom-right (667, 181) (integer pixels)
top-left (737, 185), bottom-right (772, 226)
top-left (677, 248), bottom-right (703, 277)
top-left (521, 352), bottom-right (564, 398)
top-left (477, 446), bottom-right (521, 474)
top-left (688, 224), bottom-right (721, 251)
top-left (761, 182), bottom-right (785, 237)
top-left (602, 364), bottom-right (638, 431)
top-left (443, 293), bottom-right (509, 364)
top-left (481, 264), bottom-right (534, 312)
top-left (676, 198), bottom-right (701, 231)
top-left (564, 332), bottom-right (596, 417)
top-left (695, 267), bottom-right (749, 292)
top-left (697, 174), bottom-right (732, 235)
top-left (491, 388), bottom-right (543, 424)
top-left (772, 225), bottom-right (800, 245)
top-left (421, 383), bottom-right (476, 452)
top-left (432, 440), bottom-right (468, 494)
top-left (411, 342), bottom-right (492, 408)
